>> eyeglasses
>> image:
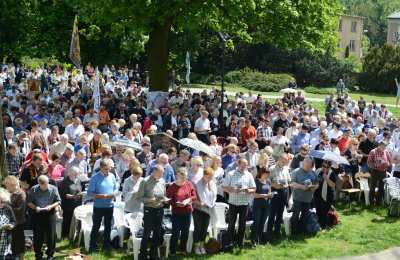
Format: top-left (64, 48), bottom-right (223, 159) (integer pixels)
top-left (322, 165), bottom-right (329, 168)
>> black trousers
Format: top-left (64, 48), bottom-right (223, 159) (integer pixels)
top-left (290, 201), bottom-right (311, 235)
top-left (139, 207), bottom-right (164, 260)
top-left (267, 188), bottom-right (288, 234)
top-left (170, 213), bottom-right (191, 254)
top-left (89, 207), bottom-right (113, 251)
top-left (314, 196), bottom-right (331, 229)
top-left (32, 212), bottom-right (56, 259)
top-left (62, 208), bottom-right (74, 238)
top-left (193, 209), bottom-right (210, 243)
top-left (369, 169), bottom-right (386, 205)
top-left (227, 204), bottom-right (248, 247)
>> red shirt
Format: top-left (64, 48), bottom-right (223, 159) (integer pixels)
top-left (338, 136), bottom-right (349, 153)
top-left (367, 148), bottom-right (391, 172)
top-left (167, 181), bottom-right (197, 215)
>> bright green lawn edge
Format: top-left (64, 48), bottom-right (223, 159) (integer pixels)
top-left (26, 203), bottom-right (400, 260)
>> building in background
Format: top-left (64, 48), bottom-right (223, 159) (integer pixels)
top-left (337, 15), bottom-right (364, 59)
top-left (387, 11), bottom-right (400, 45)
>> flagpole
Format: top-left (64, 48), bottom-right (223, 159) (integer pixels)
top-left (0, 104), bottom-right (8, 181)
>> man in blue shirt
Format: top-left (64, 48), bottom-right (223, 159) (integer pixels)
top-left (291, 125), bottom-right (311, 154)
top-left (146, 153), bottom-right (175, 183)
top-left (87, 158), bottom-right (118, 252)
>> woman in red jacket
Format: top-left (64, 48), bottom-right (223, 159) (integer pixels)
top-left (167, 167), bottom-right (197, 256)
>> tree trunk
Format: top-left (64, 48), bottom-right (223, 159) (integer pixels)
top-left (147, 17), bottom-right (173, 92)
top-left (0, 105), bottom-right (7, 181)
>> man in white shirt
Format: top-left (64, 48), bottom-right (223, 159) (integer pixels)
top-left (194, 110), bottom-right (211, 144)
top-left (64, 117), bottom-right (85, 144)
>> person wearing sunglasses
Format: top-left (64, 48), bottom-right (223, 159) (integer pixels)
top-left (314, 161), bottom-right (337, 229)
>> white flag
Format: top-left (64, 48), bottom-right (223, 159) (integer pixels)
top-left (93, 67), bottom-right (101, 113)
top-left (185, 51), bottom-right (191, 84)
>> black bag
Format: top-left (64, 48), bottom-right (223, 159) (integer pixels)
top-left (303, 212), bottom-right (321, 235)
top-left (388, 199), bottom-right (400, 217)
top-left (296, 212), bottom-right (321, 235)
top-left (217, 230), bottom-right (233, 252)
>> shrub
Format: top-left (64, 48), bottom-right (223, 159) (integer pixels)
top-left (304, 86), bottom-right (336, 95)
top-left (225, 68), bottom-right (294, 92)
top-left (20, 56), bottom-right (70, 69)
top-left (360, 44), bottom-right (400, 94)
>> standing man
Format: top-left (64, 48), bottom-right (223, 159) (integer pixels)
top-left (27, 175), bottom-right (61, 260)
top-left (222, 158), bottom-right (256, 248)
top-left (138, 165), bottom-right (168, 260)
top-left (359, 129), bottom-right (378, 173)
top-left (336, 78), bottom-right (345, 96)
top-left (367, 141), bottom-right (391, 205)
top-left (194, 110), bottom-right (211, 144)
top-left (87, 158), bottom-right (118, 253)
top-left (290, 157), bottom-right (319, 234)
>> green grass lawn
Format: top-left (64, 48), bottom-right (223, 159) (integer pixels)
top-left (186, 83), bottom-right (399, 107)
top-left (25, 202), bottom-right (400, 260)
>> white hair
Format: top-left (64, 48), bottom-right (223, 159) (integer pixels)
top-left (0, 188), bottom-right (10, 203)
top-left (38, 175), bottom-right (49, 184)
top-left (5, 127), bottom-right (14, 134)
top-left (68, 166), bottom-right (82, 177)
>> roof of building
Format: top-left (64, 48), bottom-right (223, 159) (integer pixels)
top-left (388, 11), bottom-right (400, 19)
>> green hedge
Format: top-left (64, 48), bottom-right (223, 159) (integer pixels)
top-left (304, 86), bottom-right (336, 95)
top-left (225, 68), bottom-right (294, 92)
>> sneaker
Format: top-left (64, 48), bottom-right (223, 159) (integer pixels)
top-left (200, 245), bottom-right (206, 255)
top-left (251, 241), bottom-right (257, 248)
top-left (194, 245), bottom-right (202, 255)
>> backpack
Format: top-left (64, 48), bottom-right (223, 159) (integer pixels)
top-left (300, 212), bottom-right (320, 235)
top-left (388, 199), bottom-right (400, 217)
top-left (217, 230), bottom-right (233, 252)
top-left (205, 238), bottom-right (220, 255)
top-left (327, 208), bottom-right (340, 226)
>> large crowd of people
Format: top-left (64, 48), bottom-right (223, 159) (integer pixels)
top-left (0, 63), bottom-right (398, 260)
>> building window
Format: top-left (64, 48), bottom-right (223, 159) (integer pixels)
top-left (339, 19), bottom-right (343, 32)
top-left (349, 40), bottom-right (356, 52)
top-left (351, 21), bottom-right (357, 32)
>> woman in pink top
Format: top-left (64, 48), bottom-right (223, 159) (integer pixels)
top-left (48, 153), bottom-right (65, 181)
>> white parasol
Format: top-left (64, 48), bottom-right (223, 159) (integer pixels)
top-left (179, 138), bottom-right (216, 157)
top-left (110, 138), bottom-right (143, 151)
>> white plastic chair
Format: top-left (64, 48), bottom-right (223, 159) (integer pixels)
top-left (125, 212), bottom-right (144, 260)
top-left (113, 206), bottom-right (126, 248)
top-left (212, 202), bottom-right (229, 238)
top-left (78, 211), bottom-right (105, 252)
top-left (283, 208), bottom-right (292, 236)
top-left (358, 178), bottom-right (370, 206)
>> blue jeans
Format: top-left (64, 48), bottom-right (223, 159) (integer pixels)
top-left (89, 207), bottom-right (113, 252)
top-left (170, 213), bottom-right (191, 254)
top-left (140, 207), bottom-right (164, 260)
top-left (267, 188), bottom-right (288, 234)
top-left (251, 204), bottom-right (270, 243)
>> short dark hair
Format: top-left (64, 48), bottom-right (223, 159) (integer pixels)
top-left (256, 167), bottom-right (270, 179)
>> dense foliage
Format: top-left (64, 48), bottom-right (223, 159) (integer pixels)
top-left (224, 69), bottom-right (295, 92)
top-left (1, 0), bottom-right (342, 91)
top-left (360, 44), bottom-right (400, 93)
top-left (191, 45), bottom-right (360, 89)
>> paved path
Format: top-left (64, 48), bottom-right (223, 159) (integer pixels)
top-left (334, 247), bottom-right (400, 260)
top-left (184, 87), bottom-right (398, 108)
